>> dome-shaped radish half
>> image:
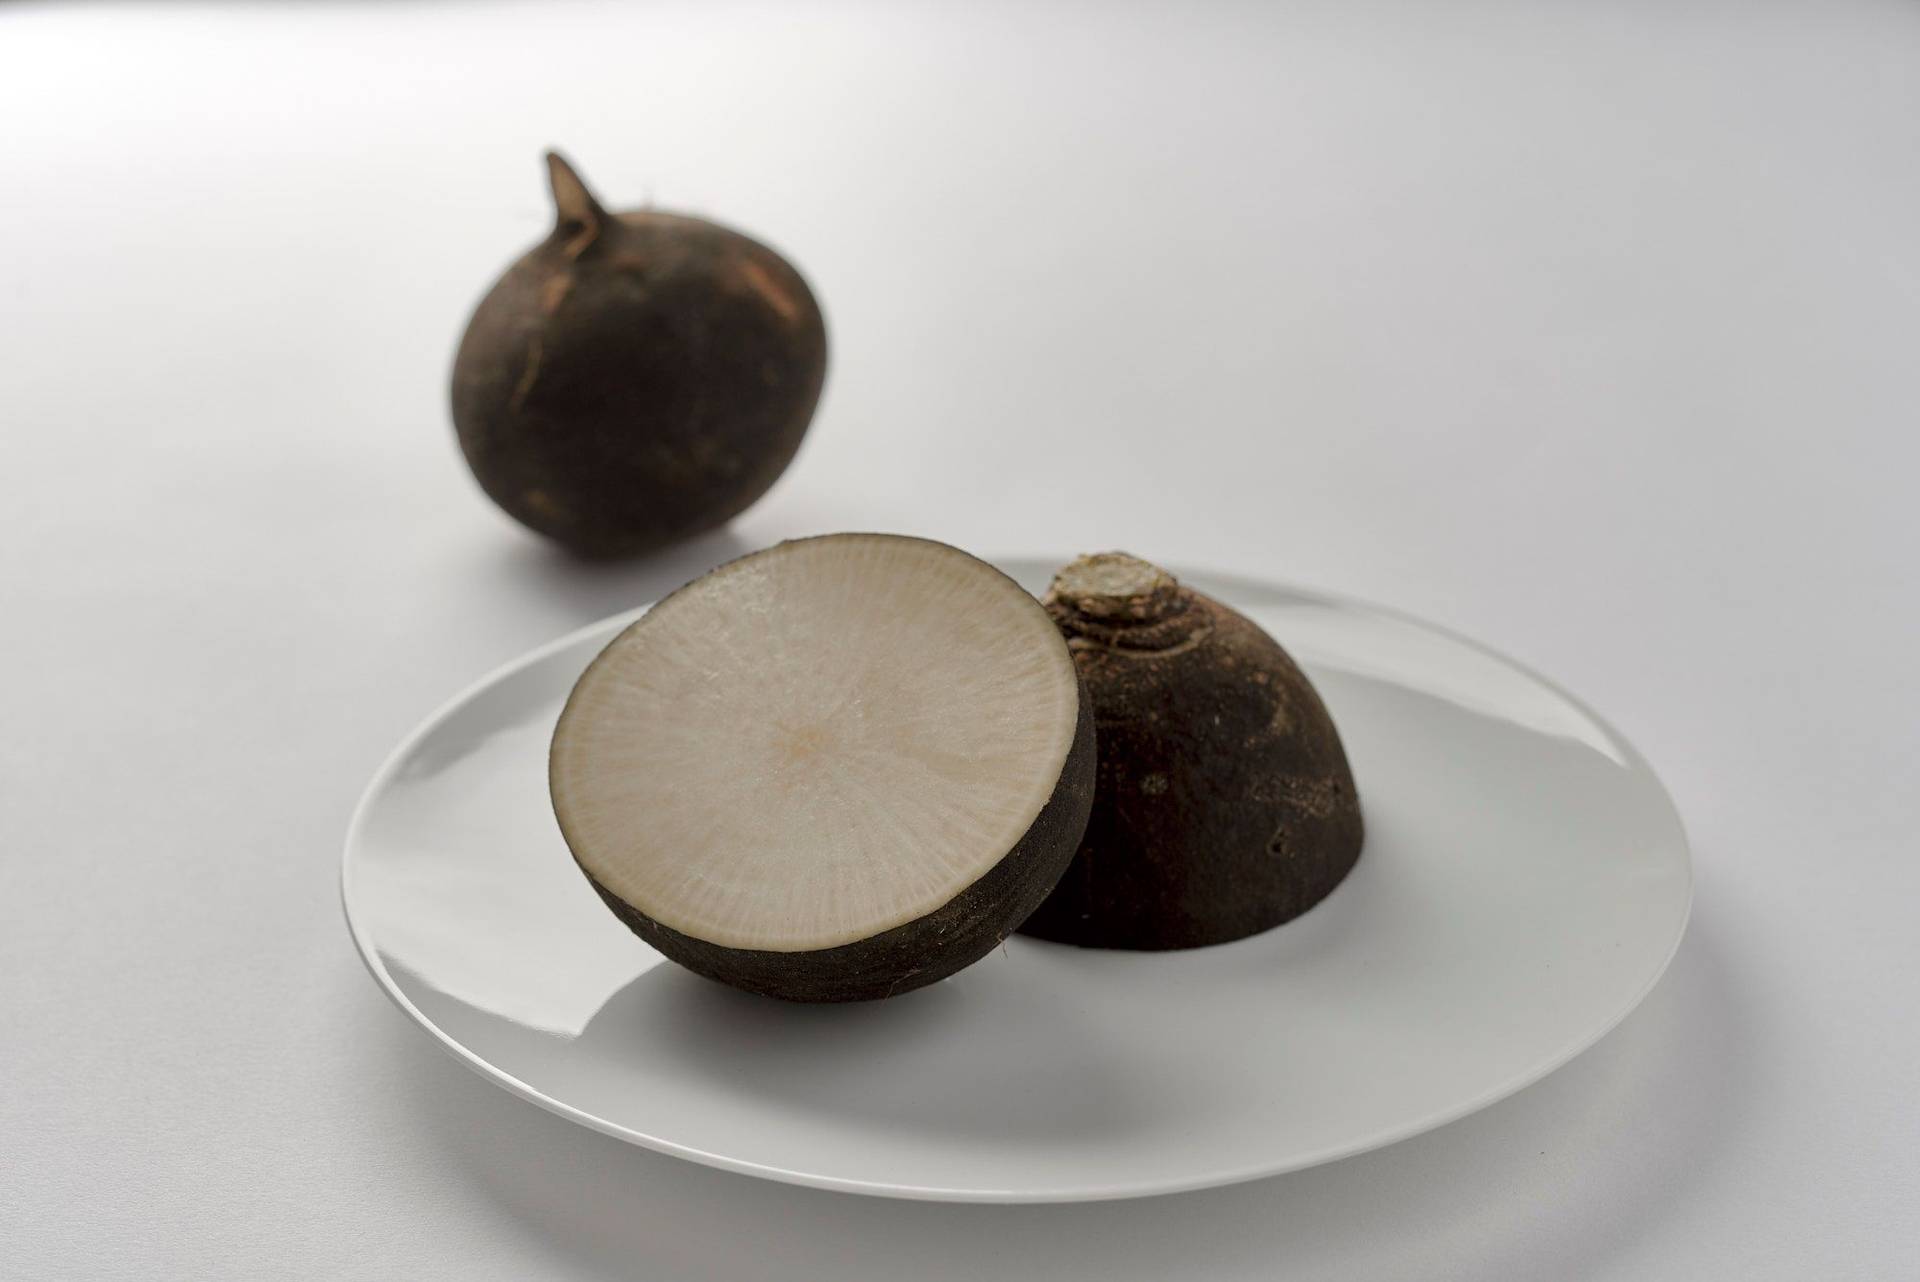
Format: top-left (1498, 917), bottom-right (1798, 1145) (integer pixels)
top-left (1020, 553), bottom-right (1364, 950)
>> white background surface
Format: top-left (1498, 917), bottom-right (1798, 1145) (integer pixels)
top-left (3, 1), bottom-right (1915, 1277)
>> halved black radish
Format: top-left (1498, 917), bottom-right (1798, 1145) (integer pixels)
top-left (1018, 552), bottom-right (1364, 950)
top-left (549, 534), bottom-right (1096, 1001)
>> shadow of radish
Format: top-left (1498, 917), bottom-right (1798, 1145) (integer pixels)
top-left (570, 961), bottom-right (1138, 1146)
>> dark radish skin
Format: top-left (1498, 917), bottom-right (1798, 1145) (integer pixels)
top-left (1018, 553), bottom-right (1364, 950)
top-left (451, 151), bottom-right (827, 558)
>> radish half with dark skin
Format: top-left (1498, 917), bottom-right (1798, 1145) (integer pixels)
top-left (549, 534), bottom-right (1096, 1002)
top-left (451, 152), bottom-right (827, 558)
top-left (1018, 553), bottom-right (1363, 950)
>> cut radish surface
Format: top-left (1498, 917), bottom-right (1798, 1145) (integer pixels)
top-left (549, 534), bottom-right (1095, 1002)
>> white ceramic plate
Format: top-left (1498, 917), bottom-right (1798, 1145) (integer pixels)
top-left (343, 560), bottom-right (1690, 1203)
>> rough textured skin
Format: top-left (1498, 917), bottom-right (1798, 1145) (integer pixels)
top-left (451, 153), bottom-right (827, 558)
top-left (1018, 554), bottom-right (1363, 950)
top-left (581, 680), bottom-right (1095, 1002)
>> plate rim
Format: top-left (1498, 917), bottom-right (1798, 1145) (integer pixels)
top-left (341, 559), bottom-right (1693, 1203)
